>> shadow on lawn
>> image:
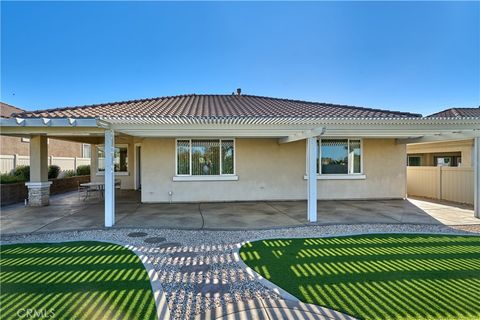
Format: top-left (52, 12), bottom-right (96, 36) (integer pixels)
top-left (0, 241), bottom-right (157, 320)
top-left (240, 234), bottom-right (480, 320)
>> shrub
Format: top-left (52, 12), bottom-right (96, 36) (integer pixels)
top-left (48, 165), bottom-right (61, 179)
top-left (13, 166), bottom-right (30, 181)
top-left (63, 170), bottom-right (76, 178)
top-left (76, 165), bottom-right (90, 176)
top-left (0, 174), bottom-right (22, 184)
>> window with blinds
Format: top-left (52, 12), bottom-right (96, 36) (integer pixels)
top-left (176, 139), bottom-right (235, 176)
top-left (319, 139), bottom-right (362, 174)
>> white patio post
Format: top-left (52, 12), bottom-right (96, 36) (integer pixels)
top-left (474, 137), bottom-right (480, 218)
top-left (307, 137), bottom-right (318, 222)
top-left (104, 129), bottom-right (115, 227)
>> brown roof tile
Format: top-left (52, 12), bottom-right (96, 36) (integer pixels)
top-left (12, 94), bottom-right (422, 119)
top-left (427, 107), bottom-right (480, 118)
top-left (0, 102), bottom-right (24, 118)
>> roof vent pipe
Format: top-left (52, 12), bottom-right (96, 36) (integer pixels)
top-left (237, 88), bottom-right (241, 96)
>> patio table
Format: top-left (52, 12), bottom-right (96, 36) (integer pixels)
top-left (80, 182), bottom-right (105, 200)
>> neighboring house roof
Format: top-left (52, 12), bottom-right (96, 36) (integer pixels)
top-left (0, 102), bottom-right (24, 118)
top-left (427, 107), bottom-right (480, 118)
top-left (12, 94), bottom-right (422, 119)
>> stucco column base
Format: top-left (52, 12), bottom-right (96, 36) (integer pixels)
top-left (25, 182), bottom-right (53, 206)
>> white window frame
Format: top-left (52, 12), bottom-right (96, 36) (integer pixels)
top-left (96, 144), bottom-right (129, 176)
top-left (305, 137), bottom-right (366, 180)
top-left (173, 138), bottom-right (238, 181)
top-left (82, 143), bottom-right (91, 158)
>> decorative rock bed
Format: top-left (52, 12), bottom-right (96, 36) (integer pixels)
top-left (1, 223), bottom-right (479, 320)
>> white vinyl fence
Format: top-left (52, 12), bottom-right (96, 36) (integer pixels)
top-left (0, 154), bottom-right (90, 174)
top-left (407, 166), bottom-right (474, 205)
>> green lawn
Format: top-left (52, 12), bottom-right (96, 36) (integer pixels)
top-left (240, 234), bottom-right (480, 320)
top-left (0, 241), bottom-right (157, 320)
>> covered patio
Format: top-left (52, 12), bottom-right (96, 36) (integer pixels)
top-left (1, 190), bottom-right (477, 235)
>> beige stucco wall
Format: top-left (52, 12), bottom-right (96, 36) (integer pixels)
top-left (318, 139), bottom-right (406, 200)
top-left (407, 139), bottom-right (473, 167)
top-left (90, 135), bottom-right (135, 189)
top-left (140, 138), bottom-right (406, 202)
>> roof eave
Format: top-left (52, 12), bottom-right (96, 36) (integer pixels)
top-left (0, 117), bottom-right (98, 127)
top-left (3, 115), bottom-right (480, 127)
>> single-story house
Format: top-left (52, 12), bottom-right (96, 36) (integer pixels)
top-left (1, 92), bottom-right (479, 226)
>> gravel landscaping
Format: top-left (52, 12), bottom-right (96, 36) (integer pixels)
top-left (1, 223), bottom-right (479, 320)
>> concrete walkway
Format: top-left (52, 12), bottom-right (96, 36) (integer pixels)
top-left (1, 190), bottom-right (478, 235)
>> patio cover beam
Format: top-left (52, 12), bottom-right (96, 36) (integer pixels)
top-left (278, 127), bottom-right (326, 144)
top-left (105, 125), bottom-right (480, 139)
top-left (0, 117), bottom-right (98, 127)
top-left (396, 131), bottom-right (480, 144)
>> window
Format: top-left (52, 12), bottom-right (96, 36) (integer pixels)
top-left (97, 145), bottom-right (128, 172)
top-left (435, 157), bottom-right (451, 167)
top-left (434, 155), bottom-right (462, 167)
top-left (319, 139), bottom-right (362, 174)
top-left (408, 156), bottom-right (422, 166)
top-left (453, 156), bottom-right (462, 167)
top-left (21, 137), bottom-right (30, 143)
top-left (176, 139), bottom-right (235, 176)
top-left (82, 144), bottom-right (91, 158)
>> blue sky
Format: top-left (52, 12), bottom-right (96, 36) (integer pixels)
top-left (1, 1), bottom-right (479, 116)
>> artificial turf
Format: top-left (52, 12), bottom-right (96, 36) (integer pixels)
top-left (0, 241), bottom-right (157, 320)
top-left (240, 234), bottom-right (480, 320)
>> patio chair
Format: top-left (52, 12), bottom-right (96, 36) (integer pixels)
top-left (114, 179), bottom-right (121, 197)
top-left (78, 181), bottom-right (90, 200)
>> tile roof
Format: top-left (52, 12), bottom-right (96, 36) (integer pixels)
top-left (12, 94), bottom-right (422, 119)
top-left (427, 107), bottom-right (480, 118)
top-left (0, 102), bottom-right (24, 118)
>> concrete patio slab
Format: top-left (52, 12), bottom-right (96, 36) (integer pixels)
top-left (116, 203), bottom-right (203, 229)
top-left (270, 199), bottom-right (444, 225)
top-left (1, 190), bottom-right (478, 235)
top-left (200, 202), bottom-right (303, 229)
top-left (408, 197), bottom-right (479, 225)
